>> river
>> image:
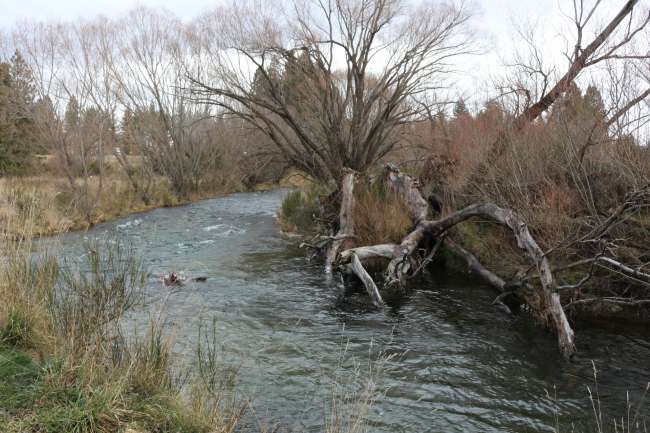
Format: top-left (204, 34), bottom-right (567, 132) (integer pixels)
top-left (49, 189), bottom-right (650, 433)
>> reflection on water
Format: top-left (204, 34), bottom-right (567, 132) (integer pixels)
top-left (46, 189), bottom-right (650, 433)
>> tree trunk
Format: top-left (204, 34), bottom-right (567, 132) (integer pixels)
top-left (325, 169), bottom-right (356, 273)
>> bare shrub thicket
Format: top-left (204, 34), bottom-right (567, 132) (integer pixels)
top-left (9, 9), bottom-right (260, 208)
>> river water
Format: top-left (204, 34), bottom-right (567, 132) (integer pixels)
top-left (50, 189), bottom-right (649, 433)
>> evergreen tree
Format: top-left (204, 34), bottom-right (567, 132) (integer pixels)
top-left (119, 108), bottom-right (140, 154)
top-left (282, 49), bottom-right (312, 110)
top-left (549, 82), bottom-right (582, 124)
top-left (8, 51), bottom-right (36, 155)
top-left (64, 96), bottom-right (80, 133)
top-left (0, 61), bottom-right (14, 172)
top-left (251, 56), bottom-right (285, 105)
top-left (453, 98), bottom-right (469, 118)
top-left (0, 51), bottom-right (38, 173)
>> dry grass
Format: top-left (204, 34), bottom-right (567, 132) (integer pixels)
top-left (353, 182), bottom-right (413, 246)
top-left (0, 170), bottom-right (240, 238)
top-left (325, 342), bottom-right (395, 433)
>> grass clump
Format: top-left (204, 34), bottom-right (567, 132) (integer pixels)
top-left (279, 187), bottom-right (325, 234)
top-left (353, 181), bottom-right (413, 246)
top-left (0, 309), bottom-right (33, 348)
top-left (278, 176), bottom-right (413, 245)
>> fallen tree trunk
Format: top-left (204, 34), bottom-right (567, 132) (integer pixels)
top-left (384, 164), bottom-right (429, 223)
top-left (565, 297), bottom-right (650, 325)
top-left (350, 253), bottom-right (384, 308)
top-left (321, 165), bottom-right (579, 357)
top-left (340, 191), bottom-right (575, 357)
top-left (445, 238), bottom-right (506, 292)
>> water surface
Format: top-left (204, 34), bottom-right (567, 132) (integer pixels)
top-left (51, 189), bottom-right (650, 433)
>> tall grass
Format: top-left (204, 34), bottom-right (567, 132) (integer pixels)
top-left (585, 361), bottom-right (649, 433)
top-left (353, 181), bottom-right (413, 246)
top-left (278, 186), bottom-right (327, 234)
top-left (324, 338), bottom-right (396, 433)
top-left (0, 216), bottom-right (248, 432)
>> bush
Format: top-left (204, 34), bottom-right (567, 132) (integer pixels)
top-left (51, 240), bottom-right (146, 356)
top-left (0, 236), bottom-right (246, 433)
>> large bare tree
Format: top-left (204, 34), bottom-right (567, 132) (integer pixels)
top-left (191, 0), bottom-right (474, 182)
top-left (13, 20), bottom-right (118, 224)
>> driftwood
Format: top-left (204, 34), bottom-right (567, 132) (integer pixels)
top-left (332, 165), bottom-right (576, 357)
top-left (445, 238), bottom-right (506, 291)
top-left (350, 253), bottom-right (384, 308)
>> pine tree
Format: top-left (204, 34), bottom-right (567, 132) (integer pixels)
top-left (120, 108), bottom-right (139, 154)
top-left (583, 85), bottom-right (606, 120)
top-left (8, 51), bottom-right (36, 156)
top-left (282, 49), bottom-right (312, 110)
top-left (0, 51), bottom-right (38, 173)
top-left (251, 57), bottom-right (283, 101)
top-left (65, 96), bottom-right (80, 133)
top-left (0, 61), bottom-right (15, 172)
top-left (453, 98), bottom-right (469, 118)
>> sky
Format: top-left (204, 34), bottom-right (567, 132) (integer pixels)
top-left (0, 0), bottom-right (636, 106)
top-left (0, 0), bottom-right (591, 40)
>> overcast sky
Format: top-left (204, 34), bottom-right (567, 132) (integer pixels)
top-left (0, 0), bottom-right (634, 104)
top-left (0, 0), bottom-right (587, 39)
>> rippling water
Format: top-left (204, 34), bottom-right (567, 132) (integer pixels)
top-left (48, 189), bottom-right (650, 432)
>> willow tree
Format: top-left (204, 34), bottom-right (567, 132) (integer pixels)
top-left (191, 0), bottom-right (473, 182)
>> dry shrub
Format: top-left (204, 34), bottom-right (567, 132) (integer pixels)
top-left (392, 91), bottom-right (650, 289)
top-left (353, 182), bottom-right (413, 246)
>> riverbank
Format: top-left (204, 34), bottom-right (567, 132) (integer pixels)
top-left (0, 168), bottom-right (310, 239)
top-left (0, 174), bottom-right (212, 237)
top-left (0, 345), bottom-right (238, 433)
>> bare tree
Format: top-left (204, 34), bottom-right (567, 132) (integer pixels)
top-left (513, 0), bottom-right (650, 128)
top-left (14, 20), bottom-right (118, 225)
top-left (0, 31), bottom-right (9, 60)
top-left (191, 0), bottom-right (474, 182)
top-left (108, 8), bottom-right (222, 198)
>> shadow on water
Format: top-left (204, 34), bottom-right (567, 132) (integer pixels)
top-left (44, 189), bottom-right (650, 433)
